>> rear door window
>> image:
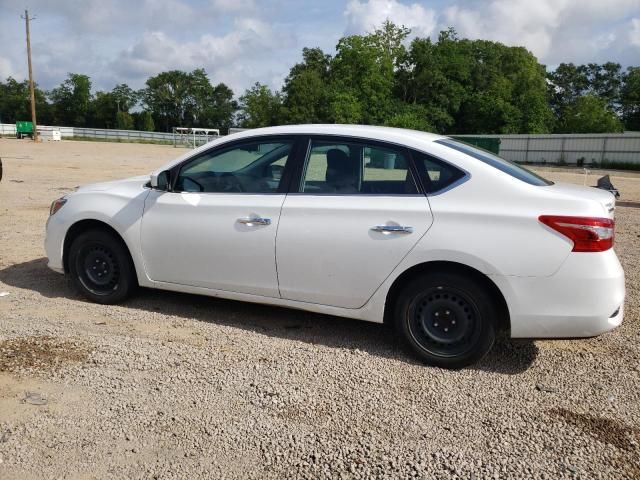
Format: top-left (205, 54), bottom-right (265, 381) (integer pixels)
top-left (300, 139), bottom-right (417, 194)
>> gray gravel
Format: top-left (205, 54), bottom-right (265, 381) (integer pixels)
top-left (0, 141), bottom-right (639, 479)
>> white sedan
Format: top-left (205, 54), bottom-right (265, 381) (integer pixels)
top-left (45, 125), bottom-right (624, 368)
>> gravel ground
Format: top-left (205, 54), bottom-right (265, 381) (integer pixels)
top-left (0, 138), bottom-right (639, 479)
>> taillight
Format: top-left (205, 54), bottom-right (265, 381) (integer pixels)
top-left (539, 215), bottom-right (614, 252)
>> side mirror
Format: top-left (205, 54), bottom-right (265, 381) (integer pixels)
top-left (150, 170), bottom-right (171, 191)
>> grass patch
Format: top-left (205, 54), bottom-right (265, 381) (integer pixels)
top-left (66, 136), bottom-right (175, 146)
top-left (594, 160), bottom-right (640, 171)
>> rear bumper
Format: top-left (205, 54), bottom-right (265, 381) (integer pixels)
top-left (493, 249), bottom-right (625, 338)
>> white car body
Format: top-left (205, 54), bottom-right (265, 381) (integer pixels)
top-left (45, 124), bottom-right (624, 339)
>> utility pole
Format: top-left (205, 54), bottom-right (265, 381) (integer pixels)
top-left (22, 9), bottom-right (38, 142)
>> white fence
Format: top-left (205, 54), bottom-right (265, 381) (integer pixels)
top-left (456, 133), bottom-right (640, 165)
top-left (0, 123), bottom-right (176, 143)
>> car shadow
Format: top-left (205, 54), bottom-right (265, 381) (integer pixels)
top-left (0, 257), bottom-right (538, 374)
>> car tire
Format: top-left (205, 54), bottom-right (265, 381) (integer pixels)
top-left (68, 229), bottom-right (137, 304)
top-left (395, 272), bottom-right (496, 369)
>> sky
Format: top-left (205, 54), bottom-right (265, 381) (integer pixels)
top-left (0, 0), bottom-right (639, 95)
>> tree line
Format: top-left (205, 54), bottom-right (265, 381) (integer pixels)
top-left (1, 22), bottom-right (638, 134)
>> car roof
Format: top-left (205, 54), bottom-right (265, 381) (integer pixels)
top-left (228, 124), bottom-right (446, 145)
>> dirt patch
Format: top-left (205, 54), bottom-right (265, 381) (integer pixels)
top-left (548, 407), bottom-right (640, 451)
top-left (0, 336), bottom-right (89, 374)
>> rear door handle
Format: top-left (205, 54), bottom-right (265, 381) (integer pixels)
top-left (371, 225), bottom-right (413, 234)
top-left (237, 216), bottom-right (271, 226)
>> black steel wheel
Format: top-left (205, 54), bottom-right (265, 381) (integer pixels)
top-left (395, 272), bottom-right (496, 368)
top-left (68, 228), bottom-right (136, 304)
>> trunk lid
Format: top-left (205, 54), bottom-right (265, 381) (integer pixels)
top-left (544, 182), bottom-right (616, 218)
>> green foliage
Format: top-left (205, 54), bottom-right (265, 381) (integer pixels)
top-left (140, 69), bottom-right (237, 132)
top-left (621, 67), bottom-right (640, 131)
top-left (384, 103), bottom-right (434, 131)
top-left (328, 22), bottom-right (409, 125)
top-left (404, 33), bottom-right (553, 134)
top-left (49, 73), bottom-right (92, 126)
top-left (598, 160), bottom-right (640, 171)
top-left (115, 111), bottom-right (134, 130)
top-left (0, 77), bottom-right (51, 124)
top-left (238, 83), bottom-right (283, 128)
top-left (557, 94), bottom-right (623, 133)
top-left (91, 91), bottom-right (117, 128)
top-left (135, 111), bottom-right (155, 132)
top-left (111, 84), bottom-right (138, 112)
top-left (282, 48), bottom-right (332, 124)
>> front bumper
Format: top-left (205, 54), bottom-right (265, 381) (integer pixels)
top-left (493, 249), bottom-right (625, 338)
top-left (45, 214), bottom-right (66, 274)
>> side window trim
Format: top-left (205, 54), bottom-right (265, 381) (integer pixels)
top-left (168, 135), bottom-right (305, 194)
top-left (292, 135), bottom-right (422, 196)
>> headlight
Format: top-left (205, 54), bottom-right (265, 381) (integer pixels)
top-left (49, 197), bottom-right (67, 216)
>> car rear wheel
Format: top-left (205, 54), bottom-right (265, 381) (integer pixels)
top-left (395, 272), bottom-right (496, 369)
top-left (68, 229), bottom-right (137, 304)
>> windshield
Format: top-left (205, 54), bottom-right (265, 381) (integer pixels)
top-left (436, 139), bottom-right (553, 186)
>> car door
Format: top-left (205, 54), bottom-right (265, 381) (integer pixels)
top-left (276, 136), bottom-right (434, 309)
top-left (140, 136), bottom-right (301, 297)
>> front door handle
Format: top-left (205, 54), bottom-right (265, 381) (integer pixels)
top-left (237, 216), bottom-right (271, 226)
top-left (371, 225), bottom-right (413, 234)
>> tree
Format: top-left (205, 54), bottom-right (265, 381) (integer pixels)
top-left (190, 76), bottom-right (237, 133)
top-left (581, 63), bottom-right (622, 112)
top-left (282, 47), bottom-right (332, 123)
top-left (48, 73), bottom-right (92, 126)
top-left (91, 91), bottom-right (117, 128)
top-left (134, 111), bottom-right (155, 131)
top-left (238, 83), bottom-right (283, 128)
top-left (621, 67), bottom-right (640, 131)
top-left (384, 103), bottom-right (434, 131)
top-left (328, 23), bottom-right (410, 125)
top-left (405, 30), bottom-right (553, 134)
top-left (557, 94), bottom-right (623, 133)
top-left (115, 111), bottom-right (134, 130)
top-left (547, 63), bottom-right (589, 119)
top-left (111, 84), bottom-right (138, 112)
top-left (141, 69), bottom-right (236, 132)
top-left (0, 77), bottom-right (50, 124)
top-left (140, 70), bottom-right (193, 131)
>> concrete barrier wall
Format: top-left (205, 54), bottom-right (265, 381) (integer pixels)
top-left (455, 133), bottom-right (640, 165)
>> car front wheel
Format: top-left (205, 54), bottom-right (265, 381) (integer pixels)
top-left (395, 272), bottom-right (496, 369)
top-left (68, 229), bottom-right (137, 304)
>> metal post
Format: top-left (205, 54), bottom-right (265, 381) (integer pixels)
top-left (601, 137), bottom-right (608, 163)
top-left (524, 137), bottom-right (530, 163)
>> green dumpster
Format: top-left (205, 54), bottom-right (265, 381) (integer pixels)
top-left (451, 136), bottom-right (501, 155)
top-left (16, 121), bottom-right (34, 139)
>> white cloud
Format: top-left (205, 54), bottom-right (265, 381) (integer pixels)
top-left (441, 0), bottom-right (640, 65)
top-left (0, 56), bottom-right (16, 79)
top-left (112, 17), bottom-right (295, 92)
top-left (344, 0), bottom-right (437, 38)
top-left (631, 18), bottom-right (640, 47)
top-left (210, 0), bottom-right (257, 13)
